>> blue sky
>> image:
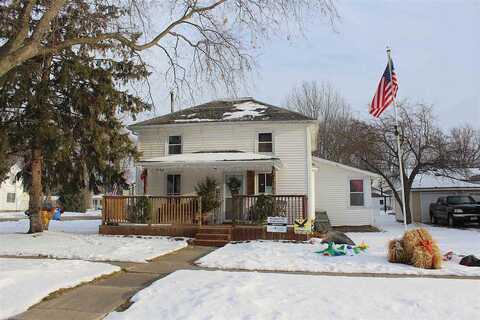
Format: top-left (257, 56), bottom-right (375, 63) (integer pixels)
top-left (145, 1), bottom-right (479, 128)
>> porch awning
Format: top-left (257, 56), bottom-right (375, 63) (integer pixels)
top-left (139, 151), bottom-right (282, 170)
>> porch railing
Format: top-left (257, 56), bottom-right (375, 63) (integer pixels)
top-left (232, 194), bottom-right (307, 225)
top-left (102, 195), bottom-right (202, 225)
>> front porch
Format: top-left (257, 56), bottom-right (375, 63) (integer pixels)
top-left (100, 194), bottom-right (310, 244)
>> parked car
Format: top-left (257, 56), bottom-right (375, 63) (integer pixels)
top-left (429, 195), bottom-right (480, 226)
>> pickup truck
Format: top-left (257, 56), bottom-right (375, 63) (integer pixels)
top-left (429, 195), bottom-right (480, 226)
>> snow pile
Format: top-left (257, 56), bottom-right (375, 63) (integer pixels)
top-left (223, 101), bottom-right (268, 120)
top-left (0, 220), bottom-right (188, 262)
top-left (197, 215), bottom-right (480, 276)
top-left (105, 270), bottom-right (480, 320)
top-left (0, 258), bottom-right (119, 319)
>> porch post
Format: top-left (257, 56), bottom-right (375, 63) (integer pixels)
top-left (271, 166), bottom-right (276, 195)
top-left (198, 196), bottom-right (202, 226)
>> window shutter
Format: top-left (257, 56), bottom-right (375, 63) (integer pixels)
top-left (246, 171), bottom-right (255, 195)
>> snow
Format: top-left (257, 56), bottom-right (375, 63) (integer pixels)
top-left (0, 219), bottom-right (101, 234)
top-left (105, 270), bottom-right (480, 320)
top-left (411, 172), bottom-right (480, 189)
top-left (174, 118), bottom-right (215, 123)
top-left (0, 209), bottom-right (101, 219)
top-left (0, 219), bottom-right (188, 262)
top-left (197, 214), bottom-right (480, 276)
top-left (223, 101), bottom-right (268, 120)
top-left (141, 151), bottom-right (279, 166)
top-left (0, 258), bottom-right (119, 319)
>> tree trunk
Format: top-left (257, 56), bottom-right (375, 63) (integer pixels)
top-left (81, 162), bottom-right (91, 211)
top-left (404, 190), bottom-right (412, 224)
top-left (28, 148), bottom-right (43, 233)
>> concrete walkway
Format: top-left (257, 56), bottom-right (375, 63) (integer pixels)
top-left (11, 246), bottom-right (215, 320)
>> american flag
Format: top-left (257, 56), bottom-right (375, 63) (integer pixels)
top-left (369, 58), bottom-right (398, 118)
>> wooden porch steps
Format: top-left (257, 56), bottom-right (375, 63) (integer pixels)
top-left (193, 226), bottom-right (232, 247)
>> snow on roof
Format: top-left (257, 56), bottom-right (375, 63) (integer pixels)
top-left (141, 151), bottom-right (279, 164)
top-left (412, 173), bottom-right (480, 190)
top-left (129, 98), bottom-right (313, 127)
top-left (174, 118), bottom-right (215, 123)
top-left (222, 101), bottom-right (268, 120)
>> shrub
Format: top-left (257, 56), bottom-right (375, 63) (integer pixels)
top-left (195, 177), bottom-right (221, 213)
top-left (128, 196), bottom-right (151, 223)
top-left (249, 194), bottom-right (273, 224)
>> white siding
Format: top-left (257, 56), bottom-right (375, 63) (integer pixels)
top-left (135, 122), bottom-right (313, 197)
top-left (0, 165), bottom-right (29, 212)
top-left (314, 161), bottom-right (375, 226)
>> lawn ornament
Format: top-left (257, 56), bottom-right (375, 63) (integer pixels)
top-left (387, 239), bottom-right (406, 264)
top-left (316, 242), bottom-right (368, 257)
top-left (388, 228), bottom-right (442, 269)
top-left (321, 231), bottom-right (355, 245)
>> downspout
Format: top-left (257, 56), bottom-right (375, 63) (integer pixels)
top-left (305, 126), bottom-right (314, 220)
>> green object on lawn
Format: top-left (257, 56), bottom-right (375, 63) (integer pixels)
top-left (316, 242), bottom-right (368, 256)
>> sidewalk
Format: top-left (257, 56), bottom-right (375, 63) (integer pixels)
top-left (11, 246), bottom-right (215, 320)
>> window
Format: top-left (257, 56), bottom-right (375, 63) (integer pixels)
top-left (258, 133), bottom-right (273, 153)
top-left (168, 136), bottom-right (182, 154)
top-left (258, 173), bottom-right (273, 194)
top-left (167, 174), bottom-right (181, 195)
top-left (6, 193), bottom-right (15, 203)
top-left (349, 179), bottom-right (364, 206)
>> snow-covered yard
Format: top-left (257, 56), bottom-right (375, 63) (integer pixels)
top-left (0, 219), bottom-right (188, 262)
top-left (105, 270), bottom-right (480, 320)
top-left (0, 218), bottom-right (101, 234)
top-left (0, 258), bottom-right (119, 319)
top-left (197, 214), bottom-right (480, 276)
top-left (0, 209), bottom-right (101, 219)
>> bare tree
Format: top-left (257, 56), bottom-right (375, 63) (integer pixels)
top-left (0, 0), bottom-right (338, 89)
top-left (348, 102), bottom-right (478, 224)
top-left (285, 81), bottom-right (354, 163)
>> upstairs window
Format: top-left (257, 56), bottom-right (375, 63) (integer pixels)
top-left (258, 173), bottom-right (273, 194)
top-left (350, 179), bottom-right (364, 206)
top-left (6, 193), bottom-right (15, 203)
top-left (167, 174), bottom-right (181, 195)
top-left (258, 133), bottom-right (273, 153)
top-left (168, 136), bottom-right (182, 154)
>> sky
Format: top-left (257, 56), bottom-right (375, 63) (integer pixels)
top-left (141, 0), bottom-right (479, 129)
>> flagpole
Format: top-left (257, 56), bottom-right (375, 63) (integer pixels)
top-left (386, 47), bottom-right (409, 231)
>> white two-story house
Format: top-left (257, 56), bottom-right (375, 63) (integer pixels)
top-left (129, 98), bottom-right (318, 224)
top-left (119, 97), bottom-right (378, 233)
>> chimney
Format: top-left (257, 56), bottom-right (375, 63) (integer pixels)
top-left (170, 91), bottom-right (174, 113)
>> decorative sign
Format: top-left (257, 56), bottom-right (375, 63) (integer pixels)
top-left (267, 216), bottom-right (287, 233)
top-left (294, 218), bottom-right (312, 234)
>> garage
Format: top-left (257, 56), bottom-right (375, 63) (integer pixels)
top-left (394, 173), bottom-right (480, 223)
top-left (419, 191), bottom-right (480, 223)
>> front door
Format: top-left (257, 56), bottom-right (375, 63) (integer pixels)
top-left (224, 174), bottom-right (245, 221)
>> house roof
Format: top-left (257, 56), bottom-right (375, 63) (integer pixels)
top-left (129, 98), bottom-right (314, 128)
top-left (312, 157), bottom-right (379, 177)
top-left (411, 173), bottom-right (480, 191)
top-left (139, 151), bottom-right (282, 169)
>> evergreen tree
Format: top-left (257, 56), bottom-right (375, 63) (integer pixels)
top-left (0, 39), bottom-right (149, 232)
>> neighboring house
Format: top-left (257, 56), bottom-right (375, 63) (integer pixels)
top-left (394, 173), bottom-right (480, 223)
top-left (371, 186), bottom-right (393, 212)
top-left (92, 194), bottom-right (103, 210)
top-left (129, 98), bottom-right (318, 223)
top-left (0, 164), bottom-right (29, 212)
top-left (313, 157), bottom-right (378, 226)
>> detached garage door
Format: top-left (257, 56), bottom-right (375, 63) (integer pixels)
top-left (419, 191), bottom-right (480, 223)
